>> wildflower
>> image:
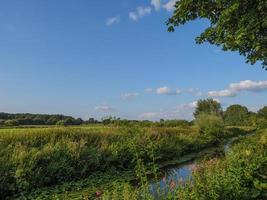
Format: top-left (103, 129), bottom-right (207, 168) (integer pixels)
top-left (95, 191), bottom-right (102, 198)
top-left (170, 179), bottom-right (176, 190)
top-left (162, 176), bottom-right (166, 183)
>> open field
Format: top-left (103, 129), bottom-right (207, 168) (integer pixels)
top-left (0, 124), bottom-right (256, 199)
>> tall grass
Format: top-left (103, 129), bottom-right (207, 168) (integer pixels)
top-left (101, 129), bottom-right (267, 200)
top-left (0, 125), bottom-right (253, 198)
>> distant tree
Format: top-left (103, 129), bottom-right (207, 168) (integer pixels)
top-left (4, 119), bottom-right (19, 126)
top-left (223, 105), bottom-right (249, 126)
top-left (74, 118), bottom-right (83, 125)
top-left (87, 118), bottom-right (96, 124)
top-left (102, 116), bottom-right (113, 125)
top-left (167, 0), bottom-right (267, 69)
top-left (194, 99), bottom-right (223, 118)
top-left (257, 106), bottom-right (267, 119)
top-left (0, 119), bottom-right (5, 126)
top-left (195, 113), bottom-right (224, 141)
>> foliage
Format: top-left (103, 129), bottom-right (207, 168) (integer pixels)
top-left (167, 0), bottom-right (267, 69)
top-left (256, 118), bottom-right (267, 129)
top-left (175, 130), bottom-right (267, 200)
top-left (193, 99), bottom-right (223, 118)
top-left (4, 119), bottom-right (19, 126)
top-left (195, 113), bottom-right (225, 142)
top-left (0, 124), bottom-right (246, 199)
top-left (89, 130), bottom-right (266, 200)
top-left (0, 112), bottom-right (84, 126)
top-left (224, 104), bottom-right (250, 126)
top-left (257, 106), bottom-right (267, 119)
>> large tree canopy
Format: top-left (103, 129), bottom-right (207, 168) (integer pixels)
top-left (167, 0), bottom-right (267, 69)
top-left (194, 98), bottom-right (223, 118)
top-left (223, 104), bottom-right (249, 126)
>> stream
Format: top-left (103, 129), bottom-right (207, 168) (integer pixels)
top-left (149, 133), bottom-right (253, 198)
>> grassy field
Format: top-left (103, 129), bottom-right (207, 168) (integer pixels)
top-left (0, 124), bottom-right (255, 199)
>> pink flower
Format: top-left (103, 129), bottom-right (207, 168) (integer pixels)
top-left (95, 191), bottom-right (102, 198)
top-left (170, 179), bottom-right (176, 190)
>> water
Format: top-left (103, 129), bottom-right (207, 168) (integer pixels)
top-left (149, 162), bottom-right (195, 198)
top-left (149, 135), bottom-right (246, 197)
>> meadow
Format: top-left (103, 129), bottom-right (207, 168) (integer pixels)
top-left (0, 123), bottom-right (255, 199)
top-left (1, 102), bottom-right (266, 199)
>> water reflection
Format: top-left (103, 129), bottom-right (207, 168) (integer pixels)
top-left (150, 163), bottom-right (195, 198)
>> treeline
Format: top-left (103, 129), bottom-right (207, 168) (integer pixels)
top-left (0, 113), bottom-right (85, 126)
top-left (192, 99), bottom-right (267, 128)
top-left (0, 100), bottom-right (267, 127)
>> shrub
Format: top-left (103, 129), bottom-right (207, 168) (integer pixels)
top-left (195, 114), bottom-right (225, 142)
top-left (4, 119), bottom-right (19, 126)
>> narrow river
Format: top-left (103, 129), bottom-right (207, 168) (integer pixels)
top-left (148, 133), bottom-right (252, 198)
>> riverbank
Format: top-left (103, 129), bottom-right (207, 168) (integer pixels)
top-left (10, 126), bottom-right (256, 200)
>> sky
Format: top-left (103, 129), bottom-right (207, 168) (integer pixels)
top-left (0, 0), bottom-right (266, 121)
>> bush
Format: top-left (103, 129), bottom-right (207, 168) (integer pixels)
top-left (257, 118), bottom-right (267, 129)
top-left (195, 114), bottom-right (225, 142)
top-left (4, 119), bottom-right (19, 126)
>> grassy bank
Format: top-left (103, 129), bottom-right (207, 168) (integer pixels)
top-left (0, 125), bottom-right (254, 199)
top-left (100, 129), bottom-right (266, 200)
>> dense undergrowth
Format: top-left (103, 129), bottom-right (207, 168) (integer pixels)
top-left (101, 129), bottom-right (267, 200)
top-left (0, 124), bottom-right (253, 199)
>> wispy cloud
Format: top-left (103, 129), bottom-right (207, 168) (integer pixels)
top-left (95, 106), bottom-right (115, 112)
top-left (163, 0), bottom-right (177, 12)
top-left (151, 0), bottom-right (161, 11)
top-left (187, 88), bottom-right (203, 97)
top-left (208, 80), bottom-right (267, 97)
top-left (139, 100), bottom-right (199, 120)
top-left (156, 86), bottom-right (181, 95)
top-left (145, 88), bottom-right (153, 92)
top-left (121, 92), bottom-right (139, 100)
top-left (129, 6), bottom-right (152, 21)
top-left (139, 112), bottom-right (159, 119)
top-left (106, 16), bottom-right (120, 25)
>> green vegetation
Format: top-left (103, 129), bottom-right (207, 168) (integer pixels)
top-left (193, 99), bottom-right (223, 118)
top-left (0, 112), bottom-right (84, 126)
top-left (99, 129), bottom-right (267, 200)
top-left (0, 125), bottom-right (253, 199)
top-left (1, 99), bottom-right (266, 199)
top-left (223, 104), bottom-right (250, 126)
top-left (167, 0), bottom-right (267, 69)
top-left (175, 130), bottom-right (267, 200)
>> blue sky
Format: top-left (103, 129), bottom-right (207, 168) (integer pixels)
top-left (0, 0), bottom-right (266, 120)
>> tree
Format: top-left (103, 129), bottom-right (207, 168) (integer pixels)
top-left (257, 106), bottom-right (267, 118)
top-left (195, 113), bottom-right (224, 141)
top-left (223, 104), bottom-right (249, 126)
top-left (4, 119), bottom-right (19, 126)
top-left (167, 0), bottom-right (267, 69)
top-left (194, 99), bottom-right (223, 118)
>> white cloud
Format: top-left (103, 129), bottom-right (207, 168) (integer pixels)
top-left (145, 88), bottom-right (153, 92)
top-left (139, 100), bottom-right (199, 120)
top-left (129, 6), bottom-right (152, 21)
top-left (188, 101), bottom-right (198, 109)
top-left (121, 92), bottom-right (139, 100)
top-left (163, 0), bottom-right (177, 12)
top-left (106, 16), bottom-right (120, 25)
top-left (157, 86), bottom-right (171, 94)
top-left (95, 106), bottom-right (115, 112)
top-left (187, 88), bottom-right (203, 97)
top-left (208, 89), bottom-right (236, 97)
top-left (151, 0), bottom-right (161, 11)
top-left (156, 86), bottom-right (180, 95)
top-left (229, 80), bottom-right (267, 92)
top-left (139, 112), bottom-right (159, 119)
top-left (208, 80), bottom-right (267, 97)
